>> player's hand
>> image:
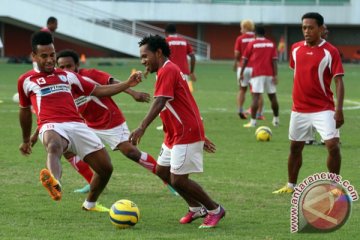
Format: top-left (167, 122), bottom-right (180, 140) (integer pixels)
top-left (272, 76), bottom-right (278, 85)
top-left (129, 127), bottom-right (145, 145)
top-left (30, 132), bottom-right (38, 147)
top-left (189, 73), bottom-right (197, 82)
top-left (204, 137), bottom-right (216, 153)
top-left (127, 71), bottom-right (142, 87)
top-left (19, 142), bottom-right (32, 156)
top-left (132, 92), bottom-right (151, 103)
top-left (334, 109), bottom-right (344, 128)
top-left (239, 74), bottom-right (244, 82)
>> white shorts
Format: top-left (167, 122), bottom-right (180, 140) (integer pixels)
top-left (289, 111), bottom-right (340, 141)
top-left (250, 76), bottom-right (276, 94)
top-left (39, 122), bottom-right (104, 159)
top-left (91, 122), bottom-right (130, 150)
top-left (157, 141), bottom-right (204, 175)
top-left (237, 67), bottom-right (253, 87)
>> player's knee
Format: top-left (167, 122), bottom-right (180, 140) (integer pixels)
top-left (170, 175), bottom-right (186, 189)
top-left (119, 143), bottom-right (141, 161)
top-left (46, 141), bottom-right (63, 155)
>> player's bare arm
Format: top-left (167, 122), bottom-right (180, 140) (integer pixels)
top-left (129, 96), bottom-right (169, 145)
top-left (189, 54), bottom-right (197, 82)
top-left (110, 78), bottom-right (150, 103)
top-left (204, 137), bottom-right (216, 153)
top-left (334, 75), bottom-right (345, 128)
top-left (19, 107), bottom-right (33, 155)
top-left (92, 71), bottom-right (142, 97)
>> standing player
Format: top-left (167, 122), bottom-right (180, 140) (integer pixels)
top-left (233, 19), bottom-right (264, 120)
top-left (55, 49), bottom-right (177, 195)
top-left (165, 24), bottom-right (196, 93)
top-left (130, 35), bottom-right (225, 229)
top-left (273, 13), bottom-right (344, 193)
top-left (41, 16), bottom-right (58, 33)
top-left (240, 26), bottom-right (280, 128)
top-left (18, 31), bottom-right (141, 211)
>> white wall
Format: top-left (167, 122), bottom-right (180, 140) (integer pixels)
top-left (78, 0), bottom-right (359, 25)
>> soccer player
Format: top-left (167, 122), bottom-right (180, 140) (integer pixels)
top-left (233, 19), bottom-right (264, 120)
top-left (55, 49), bottom-right (177, 195)
top-left (130, 35), bottom-right (225, 228)
top-left (273, 12), bottom-right (344, 194)
top-left (240, 26), bottom-right (279, 128)
top-left (41, 16), bottom-right (58, 34)
top-left (18, 31), bottom-right (142, 211)
top-left (165, 23), bottom-right (196, 93)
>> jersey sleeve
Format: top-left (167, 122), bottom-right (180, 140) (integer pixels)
top-left (67, 71), bottom-right (96, 96)
top-left (272, 43), bottom-right (278, 59)
top-left (17, 74), bottom-right (31, 108)
top-left (289, 44), bottom-right (296, 69)
top-left (186, 40), bottom-right (194, 55)
top-left (234, 36), bottom-right (241, 52)
top-left (242, 43), bottom-right (252, 60)
top-left (154, 68), bottom-right (176, 100)
top-left (330, 48), bottom-right (345, 77)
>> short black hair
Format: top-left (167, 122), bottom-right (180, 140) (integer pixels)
top-left (47, 17), bottom-right (57, 24)
top-left (302, 12), bottom-right (324, 26)
top-left (165, 24), bottom-right (177, 34)
top-left (138, 35), bottom-right (170, 58)
top-left (255, 26), bottom-right (265, 36)
top-left (56, 49), bottom-right (79, 64)
top-left (31, 31), bottom-right (53, 53)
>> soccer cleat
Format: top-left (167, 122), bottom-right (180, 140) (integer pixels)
top-left (74, 184), bottom-right (90, 193)
top-left (272, 119), bottom-right (279, 127)
top-left (179, 207), bottom-right (208, 224)
top-left (199, 205), bottom-right (225, 228)
top-left (272, 185), bottom-right (294, 194)
top-left (39, 169), bottom-right (62, 201)
top-left (238, 112), bottom-right (247, 119)
top-left (243, 122), bottom-right (256, 128)
top-left (156, 125), bottom-right (163, 131)
top-left (257, 115), bottom-right (266, 120)
top-left (82, 203), bottom-right (110, 212)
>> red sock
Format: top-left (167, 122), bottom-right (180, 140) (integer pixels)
top-left (138, 152), bottom-right (157, 174)
top-left (67, 156), bottom-right (93, 183)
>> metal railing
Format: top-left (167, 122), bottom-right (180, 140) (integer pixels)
top-left (22, 0), bottom-right (211, 59)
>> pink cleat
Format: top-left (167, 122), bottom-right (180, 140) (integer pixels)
top-left (199, 205), bottom-right (225, 228)
top-left (179, 207), bottom-right (207, 224)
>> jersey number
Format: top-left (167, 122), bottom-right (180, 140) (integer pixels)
top-left (36, 77), bottom-right (46, 85)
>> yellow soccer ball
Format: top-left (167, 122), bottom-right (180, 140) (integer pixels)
top-left (255, 126), bottom-right (272, 141)
top-left (109, 199), bottom-right (140, 229)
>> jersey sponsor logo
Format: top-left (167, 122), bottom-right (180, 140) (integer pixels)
top-left (74, 95), bottom-right (91, 107)
top-left (242, 38), bottom-right (254, 43)
top-left (168, 40), bottom-right (187, 46)
top-left (40, 84), bottom-right (71, 96)
top-left (306, 52), bottom-right (314, 55)
top-left (253, 42), bottom-right (274, 48)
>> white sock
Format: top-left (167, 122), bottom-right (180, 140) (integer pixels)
top-left (207, 205), bottom-right (220, 215)
top-left (273, 116), bottom-right (279, 123)
top-left (83, 200), bottom-right (96, 209)
top-left (189, 206), bottom-right (202, 212)
top-left (287, 182), bottom-right (296, 189)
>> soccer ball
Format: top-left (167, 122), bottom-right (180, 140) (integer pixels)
top-left (12, 93), bottom-right (19, 103)
top-left (109, 199), bottom-right (140, 229)
top-left (255, 126), bottom-right (272, 141)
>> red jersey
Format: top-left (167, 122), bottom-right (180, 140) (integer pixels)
top-left (166, 35), bottom-right (193, 75)
top-left (73, 69), bottom-right (126, 129)
top-left (242, 37), bottom-right (277, 77)
top-left (155, 61), bottom-right (205, 148)
top-left (290, 40), bottom-right (344, 113)
top-left (17, 69), bottom-right (95, 129)
top-left (234, 32), bottom-right (255, 67)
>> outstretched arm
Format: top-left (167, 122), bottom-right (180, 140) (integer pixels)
top-left (91, 71), bottom-right (142, 97)
top-left (110, 78), bottom-right (150, 103)
top-left (19, 107), bottom-right (32, 155)
top-left (334, 75), bottom-right (345, 128)
top-left (129, 96), bottom-right (169, 145)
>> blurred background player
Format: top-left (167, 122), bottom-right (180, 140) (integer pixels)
top-left (240, 26), bottom-right (279, 128)
top-left (233, 19), bottom-right (264, 120)
top-left (273, 13), bottom-right (344, 194)
top-left (52, 49), bottom-right (177, 195)
top-left (41, 16), bottom-right (58, 34)
top-left (130, 35), bottom-right (225, 229)
top-left (19, 31), bottom-right (141, 211)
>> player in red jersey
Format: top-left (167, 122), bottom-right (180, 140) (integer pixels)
top-left (130, 35), bottom-right (225, 229)
top-left (233, 19), bottom-right (264, 120)
top-left (165, 24), bottom-right (196, 93)
top-left (18, 31), bottom-right (142, 211)
top-left (273, 13), bottom-right (344, 194)
top-left (240, 26), bottom-right (280, 128)
top-left (54, 49), bottom-right (177, 195)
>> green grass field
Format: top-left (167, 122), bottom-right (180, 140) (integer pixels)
top-left (0, 59), bottom-right (359, 240)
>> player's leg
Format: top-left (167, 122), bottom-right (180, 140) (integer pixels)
top-left (39, 126), bottom-right (69, 201)
top-left (64, 152), bottom-right (93, 193)
top-left (256, 95), bottom-right (265, 120)
top-left (244, 76), bottom-right (263, 127)
top-left (314, 110), bottom-right (341, 174)
top-left (237, 67), bottom-right (248, 119)
top-left (169, 142), bottom-right (225, 228)
top-left (265, 77), bottom-right (279, 126)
